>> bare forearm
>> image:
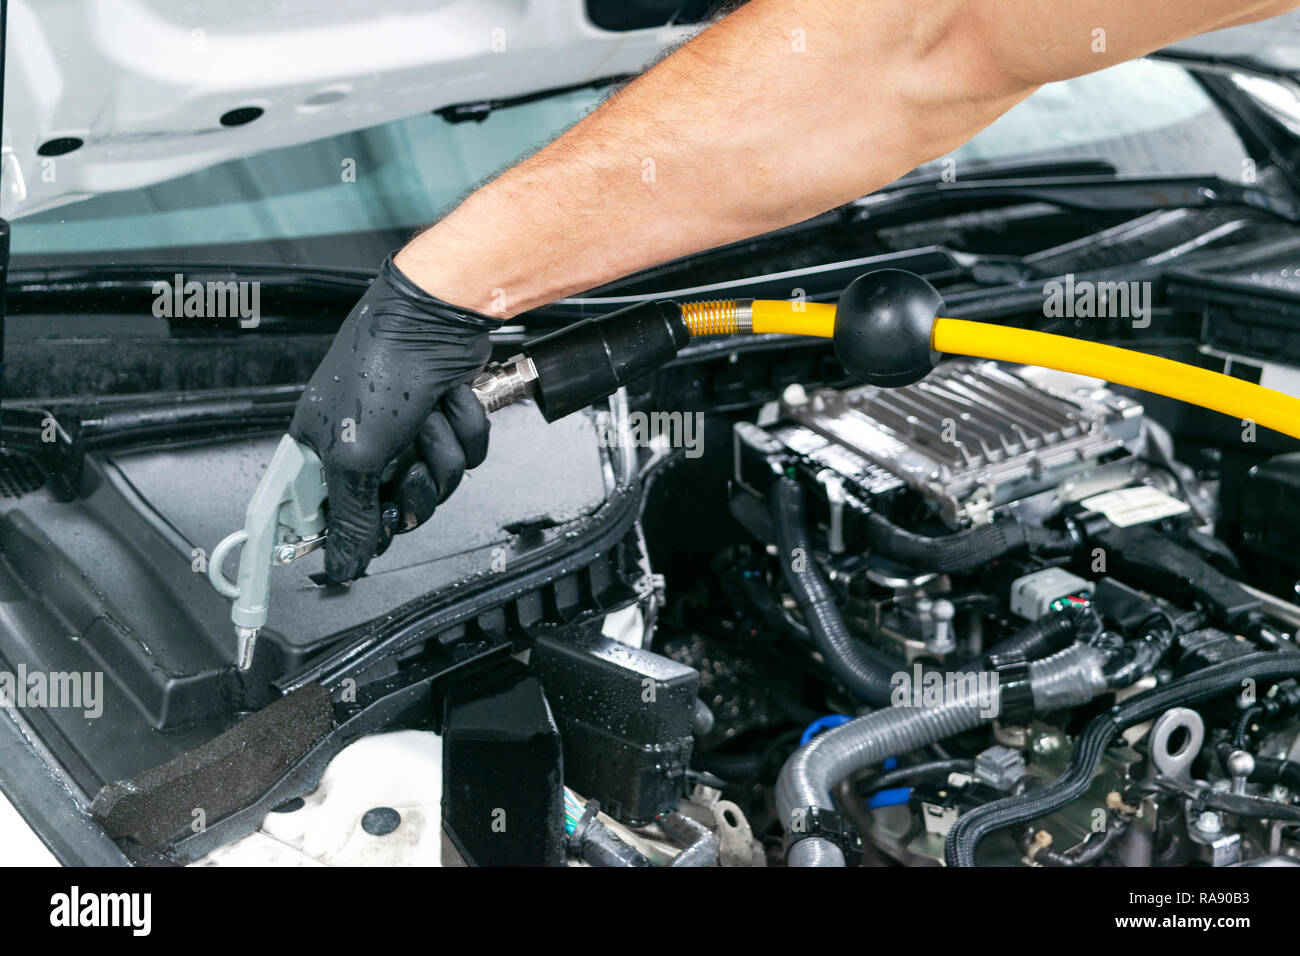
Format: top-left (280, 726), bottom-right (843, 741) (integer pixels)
top-left (984, 0), bottom-right (1293, 84)
top-left (396, 0), bottom-right (1033, 316)
top-left (396, 0), bottom-right (1295, 318)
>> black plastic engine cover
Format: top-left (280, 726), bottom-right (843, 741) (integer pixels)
top-left (0, 401), bottom-right (619, 792)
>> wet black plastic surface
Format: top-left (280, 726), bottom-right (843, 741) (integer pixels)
top-left (116, 401), bottom-right (607, 648)
top-left (0, 401), bottom-right (609, 789)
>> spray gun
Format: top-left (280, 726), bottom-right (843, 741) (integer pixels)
top-left (208, 271), bottom-right (1300, 669)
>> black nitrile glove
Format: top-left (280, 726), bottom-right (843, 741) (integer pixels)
top-left (290, 256), bottom-right (499, 583)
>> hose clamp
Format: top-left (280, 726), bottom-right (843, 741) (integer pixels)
top-left (785, 806), bottom-right (863, 865)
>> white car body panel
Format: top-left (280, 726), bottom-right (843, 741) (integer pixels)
top-left (2, 0), bottom-right (692, 219)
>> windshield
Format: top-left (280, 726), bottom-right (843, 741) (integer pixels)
top-left (9, 59), bottom-right (1254, 270)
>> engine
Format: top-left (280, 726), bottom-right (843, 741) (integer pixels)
top-left (572, 359), bottom-right (1300, 868)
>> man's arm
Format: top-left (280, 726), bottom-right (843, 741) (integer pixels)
top-left (395, 0), bottom-right (1296, 318)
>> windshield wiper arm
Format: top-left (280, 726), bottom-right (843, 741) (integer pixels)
top-left (852, 173), bottom-right (1300, 225)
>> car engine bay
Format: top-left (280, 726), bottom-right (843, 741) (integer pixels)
top-left (5, 193), bottom-right (1300, 869)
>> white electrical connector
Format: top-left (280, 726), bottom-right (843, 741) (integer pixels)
top-left (1009, 567), bottom-right (1091, 620)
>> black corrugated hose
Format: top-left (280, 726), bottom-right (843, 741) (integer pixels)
top-left (770, 476), bottom-right (1092, 708)
top-left (972, 603), bottom-right (1095, 669)
top-left (1101, 616), bottom-right (1176, 688)
top-left (944, 650), bottom-right (1300, 867)
top-left (771, 476), bottom-right (901, 707)
top-left (1232, 704), bottom-right (1266, 749)
top-left (861, 510), bottom-right (1076, 575)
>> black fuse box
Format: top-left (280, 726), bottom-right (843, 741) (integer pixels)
top-left (532, 627), bottom-right (700, 826)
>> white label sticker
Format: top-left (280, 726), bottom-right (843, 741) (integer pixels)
top-left (1081, 485), bottom-right (1190, 527)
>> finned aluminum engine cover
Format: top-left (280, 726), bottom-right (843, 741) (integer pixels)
top-left (774, 360), bottom-right (1144, 527)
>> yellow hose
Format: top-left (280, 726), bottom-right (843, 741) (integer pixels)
top-left (680, 297), bottom-right (1300, 439)
top-left (751, 300), bottom-right (837, 338)
top-left (933, 318), bottom-right (1300, 439)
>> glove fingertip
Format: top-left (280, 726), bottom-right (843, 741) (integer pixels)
top-left (324, 541), bottom-right (369, 584)
top-left (443, 384), bottom-right (491, 469)
top-left (393, 460), bottom-right (438, 532)
top-left (323, 472), bottom-right (381, 583)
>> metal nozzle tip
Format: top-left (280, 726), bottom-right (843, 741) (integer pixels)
top-left (235, 625), bottom-right (259, 671)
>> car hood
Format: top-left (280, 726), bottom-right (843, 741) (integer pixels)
top-left (0, 0), bottom-right (692, 219)
top-left (3, 3), bottom-right (1297, 221)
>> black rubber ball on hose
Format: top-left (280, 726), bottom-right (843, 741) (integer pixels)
top-left (833, 269), bottom-right (942, 387)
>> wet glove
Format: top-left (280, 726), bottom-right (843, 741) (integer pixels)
top-left (290, 255), bottom-right (499, 583)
